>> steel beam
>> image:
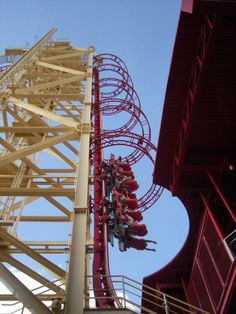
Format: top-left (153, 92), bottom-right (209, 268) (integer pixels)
top-left (0, 262), bottom-right (52, 314)
top-left (5, 249), bottom-right (68, 254)
top-left (40, 50), bottom-right (88, 62)
top-left (11, 216), bottom-right (70, 221)
top-left (14, 93), bottom-right (84, 101)
top-left (0, 294), bottom-right (58, 301)
top-left (10, 195), bottom-right (71, 216)
top-left (0, 130), bottom-right (78, 167)
top-left (15, 75), bottom-right (83, 93)
top-left (37, 61), bottom-right (86, 77)
top-left (0, 126), bottom-right (71, 132)
top-left (0, 187), bottom-right (74, 196)
top-left (65, 47), bottom-right (93, 314)
top-left (0, 253), bottom-right (64, 295)
top-left (8, 97), bottom-right (79, 127)
top-left (0, 137), bottom-right (56, 176)
top-left (0, 227), bottom-right (65, 278)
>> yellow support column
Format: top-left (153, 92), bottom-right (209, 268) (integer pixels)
top-left (65, 47), bottom-right (94, 314)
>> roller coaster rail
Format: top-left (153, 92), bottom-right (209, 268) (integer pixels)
top-left (92, 53), bottom-right (163, 308)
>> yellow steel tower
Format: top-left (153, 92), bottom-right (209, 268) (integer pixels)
top-left (0, 29), bottom-right (93, 313)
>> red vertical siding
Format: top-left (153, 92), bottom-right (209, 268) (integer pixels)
top-left (187, 212), bottom-right (234, 313)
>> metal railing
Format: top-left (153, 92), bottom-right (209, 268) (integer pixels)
top-left (86, 275), bottom-right (210, 314)
top-left (223, 229), bottom-right (236, 260)
top-left (1, 277), bottom-right (65, 313)
top-left (0, 28), bottom-right (57, 92)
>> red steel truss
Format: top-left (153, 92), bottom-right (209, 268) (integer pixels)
top-left (143, 1), bottom-right (236, 312)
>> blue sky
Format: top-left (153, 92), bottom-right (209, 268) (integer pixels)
top-left (0, 0), bottom-right (188, 286)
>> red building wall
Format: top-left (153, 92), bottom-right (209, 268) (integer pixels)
top-left (143, 1), bottom-right (236, 313)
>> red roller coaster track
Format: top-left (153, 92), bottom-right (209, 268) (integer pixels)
top-left (92, 54), bottom-right (163, 308)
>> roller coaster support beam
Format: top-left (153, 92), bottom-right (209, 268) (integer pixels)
top-left (65, 47), bottom-right (94, 314)
top-left (0, 262), bottom-right (51, 314)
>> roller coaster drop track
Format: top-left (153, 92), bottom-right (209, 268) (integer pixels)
top-left (92, 54), bottom-right (163, 308)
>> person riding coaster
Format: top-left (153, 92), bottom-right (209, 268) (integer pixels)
top-left (103, 189), bottom-right (143, 233)
top-left (126, 237), bottom-right (157, 251)
top-left (116, 161), bottom-right (131, 171)
top-left (128, 223), bottom-right (147, 236)
top-left (118, 235), bottom-right (157, 252)
top-left (114, 190), bottom-right (138, 207)
top-left (124, 208), bottom-right (143, 222)
top-left (114, 179), bottom-right (139, 194)
top-left (116, 169), bottom-right (135, 180)
top-left (120, 193), bottom-right (138, 209)
top-left (100, 156), bottom-right (152, 254)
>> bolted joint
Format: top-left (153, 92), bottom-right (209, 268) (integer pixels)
top-left (88, 45), bottom-right (95, 52)
top-left (73, 207), bottom-right (87, 214)
top-left (76, 123), bottom-right (91, 133)
top-left (86, 240), bottom-right (94, 254)
top-left (86, 71), bottom-right (93, 78)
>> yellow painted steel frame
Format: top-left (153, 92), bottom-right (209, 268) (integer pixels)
top-left (0, 29), bottom-right (93, 314)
